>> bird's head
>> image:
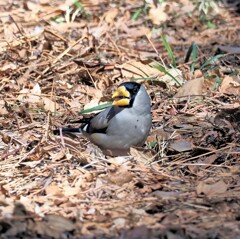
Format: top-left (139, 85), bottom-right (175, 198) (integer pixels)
top-left (112, 82), bottom-right (141, 107)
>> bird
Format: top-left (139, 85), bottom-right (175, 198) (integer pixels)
top-left (54, 81), bottom-right (152, 156)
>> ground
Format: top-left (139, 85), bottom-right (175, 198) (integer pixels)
top-left (0, 0), bottom-right (239, 238)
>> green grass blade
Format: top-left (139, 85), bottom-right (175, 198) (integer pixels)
top-left (207, 20), bottom-right (216, 29)
top-left (200, 54), bottom-right (224, 69)
top-left (191, 43), bottom-right (198, 73)
top-left (213, 76), bottom-right (222, 90)
top-left (74, 0), bottom-right (83, 10)
top-left (79, 102), bottom-right (111, 114)
top-left (132, 77), bottom-right (158, 81)
top-left (132, 8), bottom-right (143, 20)
top-left (150, 63), bottom-right (182, 86)
top-left (161, 34), bottom-right (176, 67)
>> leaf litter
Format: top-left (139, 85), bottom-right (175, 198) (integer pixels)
top-left (0, 0), bottom-right (239, 238)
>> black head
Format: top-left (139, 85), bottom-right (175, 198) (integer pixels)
top-left (117, 81), bottom-right (141, 107)
top-left (118, 82), bottom-right (141, 95)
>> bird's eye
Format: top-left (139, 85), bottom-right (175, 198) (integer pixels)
top-left (133, 87), bottom-right (138, 94)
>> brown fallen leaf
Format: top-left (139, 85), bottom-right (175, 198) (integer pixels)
top-left (45, 183), bottom-right (64, 197)
top-left (117, 226), bottom-right (151, 239)
top-left (48, 149), bottom-right (66, 161)
top-left (116, 60), bottom-right (162, 79)
top-left (104, 8), bottom-right (119, 24)
top-left (148, 128), bottom-right (171, 142)
top-left (174, 77), bottom-right (204, 100)
top-left (217, 45), bottom-right (240, 54)
top-left (188, 154), bottom-right (218, 174)
top-left (158, 68), bottom-right (184, 86)
top-left (34, 214), bottom-right (75, 238)
top-left (219, 75), bottom-right (240, 95)
top-left (44, 214), bottom-right (75, 231)
top-left (130, 147), bottom-right (155, 164)
top-left (214, 107), bottom-right (240, 131)
top-left (196, 179), bottom-right (228, 196)
top-left (17, 84), bottom-right (60, 112)
top-left (106, 166), bottom-right (133, 186)
top-left (63, 185), bottom-right (80, 197)
top-left (169, 139), bottom-right (194, 152)
top-left (148, 3), bottom-right (168, 25)
top-left (151, 190), bottom-right (181, 200)
top-left (0, 63), bottom-right (17, 73)
top-left (40, 97), bottom-right (59, 112)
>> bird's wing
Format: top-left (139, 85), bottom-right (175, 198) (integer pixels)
top-left (85, 106), bottom-right (122, 134)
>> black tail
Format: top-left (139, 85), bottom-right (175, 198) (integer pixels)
top-left (53, 127), bottom-right (82, 135)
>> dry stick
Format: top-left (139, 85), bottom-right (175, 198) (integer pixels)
top-left (36, 37), bottom-right (84, 80)
top-left (81, 155), bottom-right (126, 169)
top-left (42, 70), bottom-right (57, 142)
top-left (1, 146), bottom-right (22, 160)
top-left (117, 45), bottom-right (139, 59)
top-left (15, 92), bottom-right (64, 99)
top-left (17, 144), bottom-right (38, 165)
top-left (127, 62), bottom-right (151, 78)
top-left (44, 28), bottom-right (68, 42)
top-left (107, 33), bottom-right (121, 56)
top-left (168, 144), bottom-right (237, 166)
top-left (0, 133), bottom-right (25, 146)
top-left (180, 163), bottom-right (233, 168)
top-left (206, 96), bottom-right (240, 108)
top-left (145, 34), bottom-right (166, 68)
top-left (83, 62), bottom-right (97, 88)
top-left (181, 95), bottom-right (191, 112)
top-left (10, 15), bottom-right (33, 56)
top-left (18, 61), bottom-right (52, 70)
top-left (59, 128), bottom-right (66, 148)
top-left (18, 80), bottom-right (55, 162)
top-left (182, 202), bottom-right (211, 210)
top-left (41, 111), bottom-right (51, 143)
top-left (53, 37), bottom-right (84, 65)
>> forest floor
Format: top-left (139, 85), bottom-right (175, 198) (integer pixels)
top-left (0, 0), bottom-right (239, 238)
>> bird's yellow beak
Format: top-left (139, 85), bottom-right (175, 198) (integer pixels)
top-left (112, 86), bottom-right (130, 106)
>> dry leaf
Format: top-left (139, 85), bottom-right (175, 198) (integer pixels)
top-left (188, 154), bottom-right (218, 174)
top-left (148, 4), bottom-right (168, 25)
top-left (107, 156), bottom-right (130, 165)
top-left (219, 76), bottom-right (240, 95)
top-left (45, 183), bottom-right (63, 197)
top-left (83, 99), bottom-right (100, 111)
top-left (130, 147), bottom-right (154, 164)
top-left (105, 8), bottom-right (119, 24)
top-left (63, 185), bottom-right (80, 197)
top-left (0, 100), bottom-right (8, 115)
top-left (117, 60), bottom-right (161, 79)
top-left (41, 97), bottom-right (58, 112)
top-left (169, 139), bottom-right (193, 152)
top-left (174, 77), bottom-right (204, 99)
top-left (158, 68), bottom-right (184, 86)
top-left (26, 1), bottom-right (40, 12)
top-left (0, 63), bottom-right (17, 73)
top-left (196, 180), bottom-right (228, 196)
top-left (3, 23), bottom-right (19, 40)
top-left (147, 129), bottom-right (170, 144)
top-left (17, 84), bottom-right (59, 112)
top-left (126, 26), bottom-right (150, 38)
top-left (106, 166), bottom-right (133, 186)
top-left (48, 149), bottom-right (66, 161)
top-left (44, 214), bottom-right (75, 232)
top-left (113, 218), bottom-right (126, 229)
top-left (151, 190), bottom-right (181, 200)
